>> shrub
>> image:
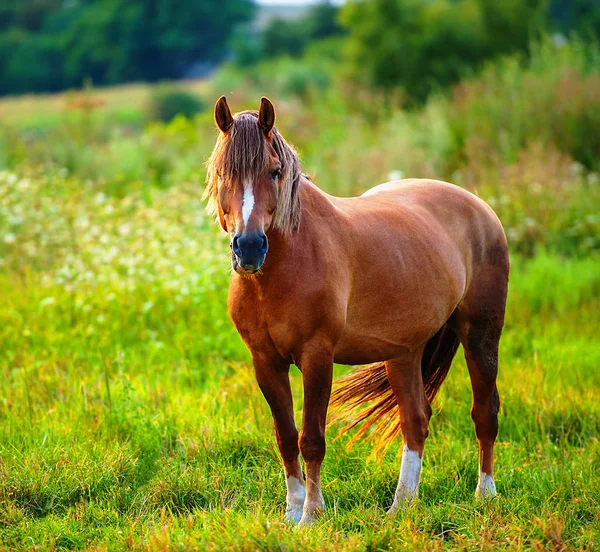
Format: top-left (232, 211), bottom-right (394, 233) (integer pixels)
top-left (147, 86), bottom-right (206, 122)
top-left (340, 0), bottom-right (548, 103)
top-left (437, 37), bottom-right (600, 172)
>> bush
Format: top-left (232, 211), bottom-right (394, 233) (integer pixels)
top-left (340, 0), bottom-right (548, 103)
top-left (251, 1), bottom-right (344, 61)
top-left (437, 37), bottom-right (600, 172)
top-left (147, 86), bottom-right (206, 122)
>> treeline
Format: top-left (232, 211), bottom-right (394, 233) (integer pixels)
top-left (1, 0), bottom-right (599, 99)
top-left (340, 0), bottom-right (600, 102)
top-left (248, 0), bottom-right (600, 103)
top-left (0, 0), bottom-right (254, 95)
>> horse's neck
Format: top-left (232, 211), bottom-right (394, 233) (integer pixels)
top-left (259, 178), bottom-right (333, 277)
top-left (297, 176), bottom-right (338, 219)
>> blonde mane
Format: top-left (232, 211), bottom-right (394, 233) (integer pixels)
top-left (204, 111), bottom-right (303, 234)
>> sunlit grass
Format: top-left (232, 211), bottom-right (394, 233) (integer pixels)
top-left (0, 39), bottom-right (599, 546)
top-left (0, 164), bottom-right (598, 549)
top-left (0, 79), bottom-right (212, 129)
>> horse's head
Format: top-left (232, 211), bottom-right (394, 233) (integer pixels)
top-left (205, 96), bottom-right (302, 275)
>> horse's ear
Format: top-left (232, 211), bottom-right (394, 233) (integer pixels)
top-left (258, 97), bottom-right (276, 135)
top-left (214, 95), bottom-right (233, 133)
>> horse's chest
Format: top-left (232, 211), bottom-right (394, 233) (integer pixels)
top-left (228, 278), bottom-right (346, 360)
top-left (228, 285), bottom-right (303, 358)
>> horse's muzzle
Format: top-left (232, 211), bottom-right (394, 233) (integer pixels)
top-left (231, 232), bottom-right (268, 274)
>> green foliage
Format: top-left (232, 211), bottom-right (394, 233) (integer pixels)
top-left (0, 0), bottom-right (254, 95)
top-left (550, 0), bottom-right (600, 38)
top-left (261, 18), bottom-right (308, 59)
top-left (1, 36), bottom-right (598, 256)
top-left (434, 37), bottom-right (600, 172)
top-left (341, 0), bottom-right (548, 102)
top-left (238, 1), bottom-right (344, 63)
top-left (147, 85), bottom-right (207, 122)
top-left (237, 56), bottom-right (332, 99)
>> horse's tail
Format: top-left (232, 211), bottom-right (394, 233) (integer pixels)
top-left (329, 326), bottom-right (460, 457)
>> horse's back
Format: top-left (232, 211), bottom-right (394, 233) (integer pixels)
top-left (353, 178), bottom-right (508, 271)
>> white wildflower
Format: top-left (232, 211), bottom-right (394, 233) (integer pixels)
top-left (388, 169), bottom-right (404, 181)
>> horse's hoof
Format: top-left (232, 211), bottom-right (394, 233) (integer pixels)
top-left (476, 473), bottom-right (497, 500)
top-left (387, 502), bottom-right (407, 515)
top-left (296, 502), bottom-right (324, 527)
top-left (297, 513), bottom-right (316, 528)
top-left (387, 490), bottom-right (417, 514)
top-left (285, 504), bottom-right (303, 525)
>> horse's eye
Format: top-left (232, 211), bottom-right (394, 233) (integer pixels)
top-left (272, 169), bottom-right (281, 180)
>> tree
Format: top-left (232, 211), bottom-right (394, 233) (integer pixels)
top-left (340, 0), bottom-right (548, 103)
top-left (549, 0), bottom-right (600, 39)
top-left (0, 0), bottom-right (255, 95)
top-left (257, 1), bottom-right (343, 60)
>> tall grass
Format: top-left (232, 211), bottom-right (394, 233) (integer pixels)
top-left (1, 39), bottom-right (597, 256)
top-left (0, 35), bottom-right (598, 550)
top-left (0, 165), bottom-right (598, 549)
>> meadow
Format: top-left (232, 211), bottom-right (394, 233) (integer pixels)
top-left (0, 39), bottom-right (599, 550)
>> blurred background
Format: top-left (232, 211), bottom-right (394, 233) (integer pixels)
top-left (0, 1), bottom-right (599, 549)
top-left (0, 0), bottom-right (599, 256)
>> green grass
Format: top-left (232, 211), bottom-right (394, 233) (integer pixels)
top-left (0, 164), bottom-right (599, 550)
top-left (0, 41), bottom-right (599, 547)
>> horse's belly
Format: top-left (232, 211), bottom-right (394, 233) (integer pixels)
top-left (333, 302), bottom-right (442, 364)
top-left (333, 332), bottom-right (410, 365)
top-left (333, 269), bottom-right (463, 365)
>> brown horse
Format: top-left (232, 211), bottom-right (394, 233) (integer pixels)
top-left (205, 96), bottom-right (509, 526)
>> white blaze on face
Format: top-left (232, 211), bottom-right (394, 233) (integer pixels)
top-left (388, 444), bottom-right (422, 513)
top-left (241, 178), bottom-right (255, 228)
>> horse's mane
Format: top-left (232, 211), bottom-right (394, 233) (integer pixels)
top-left (204, 110), bottom-right (303, 234)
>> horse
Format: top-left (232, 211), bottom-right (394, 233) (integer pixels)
top-left (204, 96), bottom-right (509, 526)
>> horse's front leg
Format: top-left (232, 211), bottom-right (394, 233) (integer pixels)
top-left (297, 344), bottom-right (334, 526)
top-left (253, 353), bottom-right (306, 523)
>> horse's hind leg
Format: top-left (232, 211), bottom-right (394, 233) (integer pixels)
top-left (454, 265), bottom-right (508, 499)
top-left (385, 349), bottom-right (431, 512)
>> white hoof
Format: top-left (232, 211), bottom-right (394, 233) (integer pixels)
top-left (388, 445), bottom-right (422, 515)
top-left (284, 476), bottom-right (306, 524)
top-left (285, 503), bottom-right (304, 524)
top-left (297, 499), bottom-right (325, 528)
top-left (476, 472), bottom-right (497, 499)
top-left (298, 513), bottom-right (315, 527)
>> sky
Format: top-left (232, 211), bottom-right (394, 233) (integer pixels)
top-left (256, 0), bottom-right (344, 4)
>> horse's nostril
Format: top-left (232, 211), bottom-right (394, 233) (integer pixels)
top-left (232, 235), bottom-right (242, 257)
top-left (259, 233), bottom-right (268, 255)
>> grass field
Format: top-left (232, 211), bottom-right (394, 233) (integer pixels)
top-left (0, 163), bottom-right (598, 550)
top-left (0, 42), bottom-right (599, 549)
